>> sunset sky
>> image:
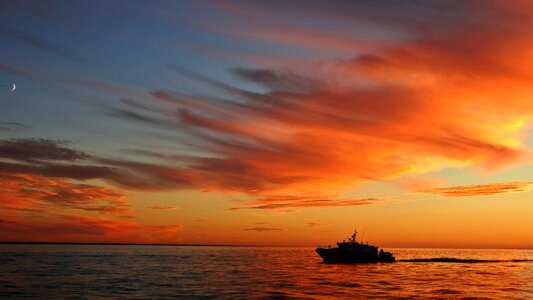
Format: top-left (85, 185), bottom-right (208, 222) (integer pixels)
top-left (1, 0), bottom-right (532, 249)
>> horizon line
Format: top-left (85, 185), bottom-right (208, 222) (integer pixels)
top-left (1, 241), bottom-right (531, 250)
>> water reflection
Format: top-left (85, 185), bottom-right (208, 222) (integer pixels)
top-left (0, 245), bottom-right (531, 298)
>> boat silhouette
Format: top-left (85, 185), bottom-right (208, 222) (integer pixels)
top-left (316, 229), bottom-right (395, 263)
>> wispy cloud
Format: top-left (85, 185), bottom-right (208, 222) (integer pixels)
top-left (234, 195), bottom-right (382, 210)
top-left (0, 170), bottom-right (131, 216)
top-left (306, 219), bottom-right (328, 228)
top-left (196, 219), bottom-right (212, 223)
top-left (96, 0), bottom-right (533, 208)
top-left (0, 137), bottom-right (185, 243)
top-left (148, 205), bottom-right (178, 211)
top-left (0, 139), bottom-right (130, 218)
top-left (243, 227), bottom-right (282, 232)
top-left (0, 24), bottom-right (85, 61)
top-left (0, 138), bottom-right (90, 162)
top-left (0, 122), bottom-right (29, 132)
top-left (418, 182), bottom-right (533, 198)
top-left (0, 62), bottom-right (138, 97)
top-left (3, 1), bottom-right (533, 218)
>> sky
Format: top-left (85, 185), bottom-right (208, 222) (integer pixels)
top-left (0, 0), bottom-right (532, 249)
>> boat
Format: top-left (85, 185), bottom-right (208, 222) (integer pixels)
top-left (316, 229), bottom-right (395, 263)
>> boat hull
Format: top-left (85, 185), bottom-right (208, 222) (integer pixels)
top-left (316, 248), bottom-right (395, 263)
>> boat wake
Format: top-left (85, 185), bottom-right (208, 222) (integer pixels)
top-left (399, 257), bottom-right (533, 263)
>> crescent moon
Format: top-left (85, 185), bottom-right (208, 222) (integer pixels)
top-left (11, 84), bottom-right (16, 92)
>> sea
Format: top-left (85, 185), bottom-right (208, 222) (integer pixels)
top-left (1, 245), bottom-right (531, 299)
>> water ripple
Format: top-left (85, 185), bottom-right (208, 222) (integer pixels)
top-left (0, 246), bottom-right (531, 299)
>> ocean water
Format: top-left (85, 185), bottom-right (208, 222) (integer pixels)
top-left (1, 245), bottom-right (532, 299)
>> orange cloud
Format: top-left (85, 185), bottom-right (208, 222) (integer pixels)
top-left (418, 182), bottom-right (533, 198)
top-left (0, 214), bottom-right (183, 244)
top-left (0, 137), bottom-right (188, 243)
top-left (0, 171), bottom-right (131, 215)
top-left (92, 1), bottom-right (533, 210)
top-left (3, 1), bottom-right (533, 214)
top-left (148, 205), bottom-right (178, 210)
top-left (397, 177), bottom-right (447, 193)
top-left (233, 195), bottom-right (382, 210)
top-left (0, 170), bottom-right (186, 243)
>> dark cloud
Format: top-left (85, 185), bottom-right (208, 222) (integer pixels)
top-left (120, 149), bottom-right (191, 161)
top-left (0, 161), bottom-right (115, 181)
top-left (105, 105), bottom-right (177, 129)
top-left (0, 138), bottom-right (200, 192)
top-left (0, 138), bottom-right (121, 182)
top-left (0, 138), bottom-right (90, 162)
top-left (231, 67), bottom-right (320, 92)
top-left (95, 158), bottom-right (202, 190)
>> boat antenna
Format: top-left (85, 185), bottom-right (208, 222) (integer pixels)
top-left (361, 228), bottom-right (366, 244)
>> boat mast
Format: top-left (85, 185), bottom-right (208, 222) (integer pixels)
top-left (350, 229), bottom-right (357, 242)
